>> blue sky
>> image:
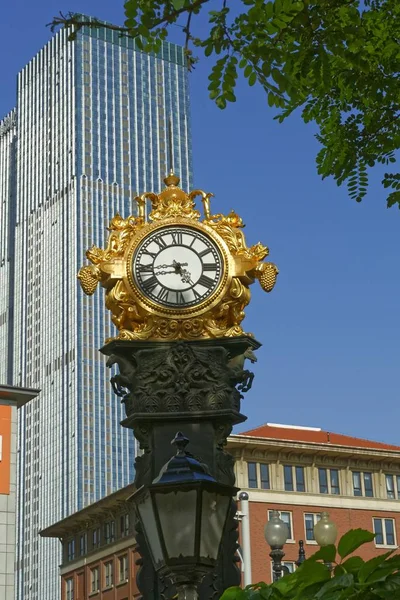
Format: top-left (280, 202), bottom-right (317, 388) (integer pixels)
top-left (1, 1), bottom-right (399, 444)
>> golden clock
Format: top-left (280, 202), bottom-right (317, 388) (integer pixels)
top-left (78, 172), bottom-right (278, 342)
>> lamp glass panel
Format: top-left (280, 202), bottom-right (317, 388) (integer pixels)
top-left (156, 489), bottom-right (196, 558)
top-left (137, 494), bottom-right (164, 565)
top-left (200, 491), bottom-right (230, 560)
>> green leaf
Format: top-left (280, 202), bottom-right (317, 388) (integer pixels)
top-left (315, 574), bottom-right (354, 599)
top-left (295, 560), bottom-right (331, 588)
top-left (338, 529), bottom-right (375, 559)
top-left (244, 65), bottom-right (253, 78)
top-left (259, 588), bottom-right (274, 599)
top-left (248, 72), bottom-right (257, 86)
top-left (215, 95), bottom-right (227, 109)
top-left (310, 545), bottom-right (336, 563)
top-left (220, 587), bottom-right (247, 600)
top-left (342, 556), bottom-right (365, 573)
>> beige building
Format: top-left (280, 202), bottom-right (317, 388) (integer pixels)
top-left (230, 423), bottom-right (400, 582)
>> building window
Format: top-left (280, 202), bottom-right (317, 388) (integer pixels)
top-left (283, 561), bottom-right (296, 574)
top-left (364, 472), bottom-right (374, 497)
top-left (270, 560), bottom-right (296, 579)
top-left (120, 513), bottom-right (130, 537)
top-left (385, 474), bottom-right (400, 499)
top-left (268, 510), bottom-right (294, 541)
top-left (118, 554), bottom-right (128, 582)
top-left (247, 462), bottom-right (270, 490)
top-left (90, 567), bottom-right (99, 593)
top-left (373, 518), bottom-right (396, 547)
top-left (92, 527), bottom-right (101, 548)
top-left (79, 533), bottom-right (87, 556)
top-left (318, 468), bottom-right (340, 495)
top-left (352, 471), bottom-right (374, 497)
top-left (260, 464), bottom-right (270, 489)
top-left (247, 462), bottom-right (257, 488)
top-left (284, 465), bottom-right (305, 492)
top-left (104, 520), bottom-right (115, 544)
top-left (67, 539), bottom-right (75, 561)
top-left (104, 561), bottom-right (114, 588)
top-left (304, 513), bottom-right (321, 542)
top-left (65, 577), bottom-right (74, 600)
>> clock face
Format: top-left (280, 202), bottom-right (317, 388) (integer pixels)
top-left (133, 226), bottom-right (224, 308)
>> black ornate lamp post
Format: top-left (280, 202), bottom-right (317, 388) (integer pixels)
top-left (295, 540), bottom-right (306, 567)
top-left (131, 432), bottom-right (238, 600)
top-left (264, 510), bottom-right (290, 582)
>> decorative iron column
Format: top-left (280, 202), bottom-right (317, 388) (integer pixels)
top-left (102, 336), bottom-right (259, 599)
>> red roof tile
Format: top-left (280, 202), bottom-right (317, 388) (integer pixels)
top-left (239, 424), bottom-right (400, 452)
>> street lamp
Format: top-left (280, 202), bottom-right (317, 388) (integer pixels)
top-left (314, 512), bottom-right (338, 570)
top-left (264, 510), bottom-right (290, 582)
top-left (131, 432), bottom-right (238, 600)
top-left (295, 540), bottom-right (306, 567)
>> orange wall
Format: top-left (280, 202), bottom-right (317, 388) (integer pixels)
top-left (0, 405), bottom-right (11, 495)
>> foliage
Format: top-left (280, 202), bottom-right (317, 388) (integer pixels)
top-left (220, 528), bottom-right (400, 600)
top-left (49, 1), bottom-right (400, 208)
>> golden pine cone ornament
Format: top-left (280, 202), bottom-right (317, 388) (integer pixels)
top-left (77, 266), bottom-right (100, 295)
top-left (256, 262), bottom-right (279, 293)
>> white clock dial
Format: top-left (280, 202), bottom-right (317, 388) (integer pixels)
top-left (133, 226), bottom-right (223, 307)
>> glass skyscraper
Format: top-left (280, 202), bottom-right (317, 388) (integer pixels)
top-left (0, 17), bottom-right (192, 600)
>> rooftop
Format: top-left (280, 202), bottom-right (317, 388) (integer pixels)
top-left (237, 423), bottom-right (400, 452)
top-left (0, 384), bottom-right (40, 408)
top-left (40, 482), bottom-right (135, 538)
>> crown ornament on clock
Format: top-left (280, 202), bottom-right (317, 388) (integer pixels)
top-left (78, 172), bottom-right (278, 342)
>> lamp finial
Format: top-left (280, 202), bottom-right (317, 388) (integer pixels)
top-left (172, 431), bottom-right (189, 455)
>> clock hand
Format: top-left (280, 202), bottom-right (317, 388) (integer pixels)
top-left (179, 269), bottom-right (194, 285)
top-left (155, 270), bottom-right (178, 276)
top-left (154, 262), bottom-right (188, 270)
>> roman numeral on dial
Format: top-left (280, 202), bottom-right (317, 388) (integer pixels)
top-left (171, 231), bottom-right (183, 245)
top-left (202, 263), bottom-right (216, 271)
top-left (176, 291), bottom-right (186, 304)
top-left (197, 275), bottom-right (214, 289)
top-left (192, 288), bottom-right (201, 300)
top-left (153, 235), bottom-right (167, 250)
top-left (142, 275), bottom-right (158, 292)
top-left (199, 248), bottom-right (212, 258)
top-left (157, 287), bottom-right (169, 302)
top-left (138, 264), bottom-right (154, 273)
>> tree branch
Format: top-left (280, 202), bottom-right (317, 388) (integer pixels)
top-left (48, 0), bottom-right (209, 35)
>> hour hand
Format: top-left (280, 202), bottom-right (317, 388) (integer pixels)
top-left (154, 262), bottom-right (188, 270)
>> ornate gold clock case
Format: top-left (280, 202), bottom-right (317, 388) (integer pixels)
top-left (78, 172), bottom-right (278, 342)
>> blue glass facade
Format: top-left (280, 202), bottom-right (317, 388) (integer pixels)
top-left (1, 18), bottom-right (192, 600)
